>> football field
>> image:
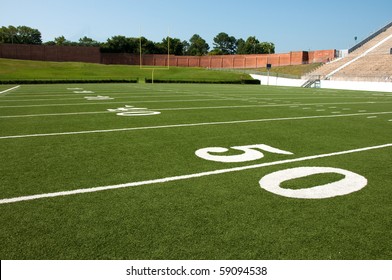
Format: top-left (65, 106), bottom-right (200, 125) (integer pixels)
top-left (0, 83), bottom-right (391, 259)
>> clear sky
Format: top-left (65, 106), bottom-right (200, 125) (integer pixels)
top-left (1, 0), bottom-right (391, 53)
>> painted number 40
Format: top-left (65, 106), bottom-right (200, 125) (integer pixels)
top-left (195, 144), bottom-right (367, 199)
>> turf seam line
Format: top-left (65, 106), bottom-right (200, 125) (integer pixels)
top-left (1, 111), bottom-right (392, 140)
top-left (0, 143), bottom-right (391, 205)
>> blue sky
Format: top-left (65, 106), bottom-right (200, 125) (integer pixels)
top-left (1, 0), bottom-right (391, 53)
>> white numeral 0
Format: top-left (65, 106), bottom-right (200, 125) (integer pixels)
top-left (259, 167), bottom-right (367, 199)
top-left (195, 144), bottom-right (293, 163)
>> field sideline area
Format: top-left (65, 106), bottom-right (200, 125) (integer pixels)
top-left (0, 83), bottom-right (391, 259)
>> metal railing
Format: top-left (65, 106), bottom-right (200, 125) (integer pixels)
top-left (349, 21), bottom-right (392, 53)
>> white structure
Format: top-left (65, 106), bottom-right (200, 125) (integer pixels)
top-left (250, 74), bottom-right (392, 92)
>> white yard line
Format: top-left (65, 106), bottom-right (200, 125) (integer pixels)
top-left (214, 96), bottom-right (392, 100)
top-left (0, 143), bottom-right (390, 205)
top-left (1, 111), bottom-right (392, 140)
top-left (0, 111), bottom-right (109, 118)
top-left (0, 101), bottom-right (390, 119)
top-left (0, 85), bottom-right (20, 95)
top-left (0, 94), bottom-right (205, 102)
top-left (1, 96), bottom-right (390, 109)
top-left (0, 98), bottom-right (236, 108)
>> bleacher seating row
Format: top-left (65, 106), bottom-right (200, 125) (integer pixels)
top-left (303, 22), bottom-right (392, 82)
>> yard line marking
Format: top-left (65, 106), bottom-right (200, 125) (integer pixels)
top-left (231, 96), bottom-right (392, 100)
top-left (0, 111), bottom-right (109, 118)
top-left (0, 85), bottom-right (20, 95)
top-left (1, 111), bottom-right (392, 140)
top-left (3, 92), bottom-right (200, 98)
top-left (0, 143), bottom-right (391, 205)
top-left (0, 98), bottom-right (236, 108)
top-left (1, 101), bottom-right (391, 119)
top-left (0, 97), bottom-right (93, 102)
top-left (0, 94), bottom-right (205, 102)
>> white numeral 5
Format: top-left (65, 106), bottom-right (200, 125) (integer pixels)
top-left (195, 144), bottom-right (293, 163)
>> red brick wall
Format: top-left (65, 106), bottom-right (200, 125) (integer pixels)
top-left (0, 43), bottom-right (336, 68)
top-left (100, 53), bottom-right (135, 64)
top-left (159, 51), bottom-right (321, 68)
top-left (0, 43), bottom-right (101, 63)
top-left (140, 52), bottom-right (309, 68)
top-left (308, 49), bottom-right (336, 63)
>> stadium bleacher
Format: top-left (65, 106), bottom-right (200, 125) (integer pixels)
top-left (303, 22), bottom-right (392, 82)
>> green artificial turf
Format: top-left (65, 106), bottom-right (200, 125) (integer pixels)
top-left (0, 83), bottom-right (391, 259)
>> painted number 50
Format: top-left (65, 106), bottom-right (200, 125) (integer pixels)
top-left (195, 143), bottom-right (368, 199)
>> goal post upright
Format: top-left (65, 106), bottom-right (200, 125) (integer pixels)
top-left (167, 28), bottom-right (170, 69)
top-left (139, 26), bottom-right (170, 70)
top-left (139, 26), bottom-right (142, 69)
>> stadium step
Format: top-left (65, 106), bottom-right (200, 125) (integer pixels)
top-left (301, 78), bottom-right (321, 88)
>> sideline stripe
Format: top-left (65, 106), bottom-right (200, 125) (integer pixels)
top-left (0, 85), bottom-right (20, 95)
top-left (1, 111), bottom-right (392, 140)
top-left (0, 101), bottom-right (389, 119)
top-left (1, 143), bottom-right (391, 205)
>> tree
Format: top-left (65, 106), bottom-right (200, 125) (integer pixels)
top-left (158, 37), bottom-right (184, 55)
top-left (259, 42), bottom-right (275, 54)
top-left (212, 32), bottom-right (237, 55)
top-left (182, 40), bottom-right (190, 55)
top-left (138, 37), bottom-right (156, 54)
top-left (245, 36), bottom-right (260, 54)
top-left (53, 36), bottom-right (70, 46)
top-left (0, 25), bottom-right (42, 44)
top-left (187, 34), bottom-right (209, 56)
top-left (101, 36), bottom-right (138, 53)
top-left (235, 36), bottom-right (276, 54)
top-left (78, 36), bottom-right (100, 47)
top-left (236, 38), bottom-right (246, 54)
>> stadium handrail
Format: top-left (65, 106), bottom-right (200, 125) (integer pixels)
top-left (349, 21), bottom-right (392, 53)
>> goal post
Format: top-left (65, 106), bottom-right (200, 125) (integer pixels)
top-left (139, 28), bottom-right (170, 70)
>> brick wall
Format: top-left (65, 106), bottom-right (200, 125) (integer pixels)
top-left (135, 52), bottom-right (315, 68)
top-left (308, 49), bottom-right (336, 63)
top-left (0, 43), bottom-right (336, 68)
top-left (0, 44), bottom-right (101, 63)
top-left (100, 53), bottom-right (135, 64)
